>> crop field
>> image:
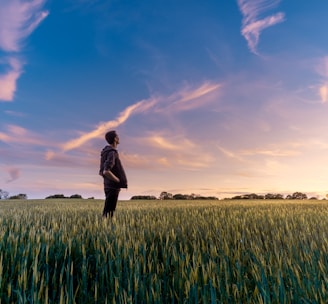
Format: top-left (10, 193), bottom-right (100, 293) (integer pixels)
top-left (1, 199), bottom-right (328, 303)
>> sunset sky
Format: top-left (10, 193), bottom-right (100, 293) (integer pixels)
top-left (1, 0), bottom-right (328, 200)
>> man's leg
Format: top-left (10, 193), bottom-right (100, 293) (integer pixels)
top-left (104, 188), bottom-right (120, 218)
top-left (103, 192), bottom-right (109, 217)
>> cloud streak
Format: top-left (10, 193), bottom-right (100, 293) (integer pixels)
top-left (0, 124), bottom-right (50, 146)
top-left (0, 57), bottom-right (23, 101)
top-left (240, 147), bottom-right (300, 157)
top-left (5, 167), bottom-right (20, 183)
top-left (168, 82), bottom-right (222, 112)
top-left (145, 135), bottom-right (195, 151)
top-left (315, 56), bottom-right (328, 103)
top-left (62, 98), bottom-right (158, 151)
top-left (237, 0), bottom-right (285, 54)
top-left (0, 0), bottom-right (48, 102)
top-left (0, 0), bottom-right (49, 52)
top-left (62, 81), bottom-right (222, 151)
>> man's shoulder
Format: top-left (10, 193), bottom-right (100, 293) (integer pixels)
top-left (102, 145), bottom-right (117, 153)
top-left (102, 147), bottom-right (119, 161)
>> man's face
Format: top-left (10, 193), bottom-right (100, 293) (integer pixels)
top-left (114, 134), bottom-right (120, 145)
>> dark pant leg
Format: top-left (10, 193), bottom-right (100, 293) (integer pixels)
top-left (103, 188), bottom-right (120, 217)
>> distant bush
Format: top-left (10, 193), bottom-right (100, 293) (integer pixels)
top-left (45, 194), bottom-right (84, 199)
top-left (45, 194), bottom-right (66, 199)
top-left (0, 189), bottom-right (9, 199)
top-left (131, 195), bottom-right (157, 200)
top-left (9, 194), bottom-right (27, 200)
top-left (286, 192), bottom-right (307, 200)
top-left (70, 194), bottom-right (83, 199)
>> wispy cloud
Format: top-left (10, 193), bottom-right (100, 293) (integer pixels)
top-left (62, 81), bottom-right (222, 151)
top-left (0, 124), bottom-right (49, 146)
top-left (0, 0), bottom-right (48, 102)
top-left (167, 82), bottom-right (222, 112)
top-left (240, 147), bottom-right (300, 157)
top-left (4, 110), bottom-right (27, 117)
top-left (315, 56), bottom-right (328, 103)
top-left (62, 98), bottom-right (158, 151)
top-left (125, 137), bottom-right (214, 171)
top-left (319, 84), bottom-right (328, 103)
top-left (217, 146), bottom-right (244, 162)
top-left (0, 57), bottom-right (23, 101)
top-left (237, 0), bottom-right (285, 54)
top-left (145, 134), bottom-right (195, 151)
top-left (5, 167), bottom-right (20, 183)
top-left (0, 0), bottom-right (49, 52)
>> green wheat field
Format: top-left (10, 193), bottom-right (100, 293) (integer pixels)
top-left (1, 199), bottom-right (328, 303)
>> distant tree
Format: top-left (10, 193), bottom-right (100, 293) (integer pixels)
top-left (232, 193), bottom-right (263, 199)
top-left (45, 194), bottom-right (66, 199)
top-left (9, 193), bottom-right (27, 200)
top-left (159, 191), bottom-right (173, 200)
top-left (293, 192), bottom-right (307, 199)
top-left (173, 194), bottom-right (189, 200)
top-left (286, 192), bottom-right (307, 200)
top-left (0, 189), bottom-right (9, 199)
top-left (265, 193), bottom-right (284, 199)
top-left (247, 193), bottom-right (263, 199)
top-left (309, 197), bottom-right (318, 200)
top-left (130, 195), bottom-right (157, 200)
top-left (199, 196), bottom-right (219, 200)
top-left (209, 196), bottom-right (219, 200)
top-left (231, 195), bottom-right (243, 199)
top-left (70, 194), bottom-right (83, 199)
top-left (190, 193), bottom-right (200, 199)
top-left (171, 193), bottom-right (219, 200)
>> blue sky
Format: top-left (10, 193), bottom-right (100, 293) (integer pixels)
top-left (1, 0), bottom-right (328, 200)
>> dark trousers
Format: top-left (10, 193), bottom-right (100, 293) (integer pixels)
top-left (103, 188), bottom-right (120, 217)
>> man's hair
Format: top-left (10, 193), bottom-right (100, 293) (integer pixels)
top-left (105, 130), bottom-right (117, 144)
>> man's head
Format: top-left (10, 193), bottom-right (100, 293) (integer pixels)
top-left (105, 130), bottom-right (119, 145)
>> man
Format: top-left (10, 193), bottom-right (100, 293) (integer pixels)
top-left (99, 130), bottom-right (127, 218)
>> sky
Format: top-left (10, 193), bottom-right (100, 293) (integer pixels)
top-left (1, 0), bottom-right (328, 200)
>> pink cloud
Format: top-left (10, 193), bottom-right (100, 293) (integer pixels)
top-left (0, 0), bottom-right (48, 52)
top-left (4, 110), bottom-right (26, 117)
top-left (313, 56), bottom-right (328, 103)
top-left (62, 98), bottom-right (158, 151)
top-left (62, 81), bottom-right (222, 151)
top-left (170, 82), bottom-right (222, 111)
top-left (0, 124), bottom-right (51, 146)
top-left (6, 167), bottom-right (21, 183)
top-left (319, 84), bottom-right (328, 103)
top-left (44, 149), bottom-right (98, 168)
top-left (0, 0), bottom-right (48, 102)
top-left (0, 57), bottom-right (23, 101)
top-left (150, 81), bottom-right (222, 113)
top-left (237, 0), bottom-right (285, 54)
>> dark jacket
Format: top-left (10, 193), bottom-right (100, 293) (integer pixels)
top-left (99, 146), bottom-right (128, 189)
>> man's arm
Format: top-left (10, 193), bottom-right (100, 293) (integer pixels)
top-left (103, 169), bottom-right (120, 183)
top-left (103, 149), bottom-right (120, 183)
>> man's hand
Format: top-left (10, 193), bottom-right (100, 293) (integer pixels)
top-left (103, 170), bottom-right (120, 183)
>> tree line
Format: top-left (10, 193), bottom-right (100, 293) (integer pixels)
top-left (131, 192), bottom-right (219, 200)
top-left (0, 190), bottom-right (94, 200)
top-left (0, 189), bottom-right (324, 201)
top-left (131, 191), bottom-right (322, 200)
top-left (0, 189), bottom-right (27, 200)
top-left (228, 192), bottom-right (315, 200)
